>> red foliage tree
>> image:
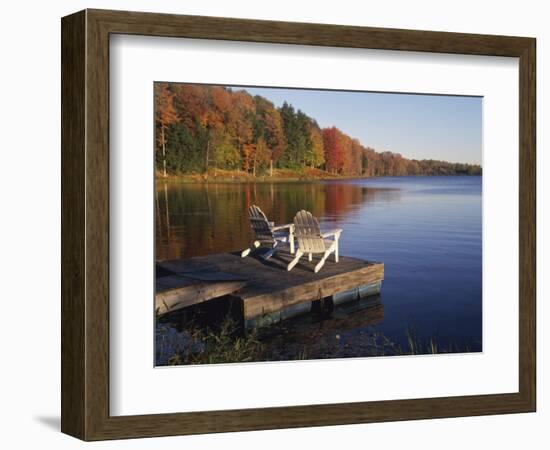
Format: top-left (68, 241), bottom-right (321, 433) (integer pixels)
top-left (322, 127), bottom-right (344, 174)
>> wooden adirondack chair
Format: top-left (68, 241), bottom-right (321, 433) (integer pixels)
top-left (288, 210), bottom-right (342, 273)
top-left (241, 205), bottom-right (295, 259)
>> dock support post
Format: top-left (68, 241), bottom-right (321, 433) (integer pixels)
top-left (311, 296), bottom-right (334, 316)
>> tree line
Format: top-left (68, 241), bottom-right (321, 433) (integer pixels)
top-left (155, 83), bottom-right (482, 177)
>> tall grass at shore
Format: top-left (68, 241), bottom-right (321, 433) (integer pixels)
top-left (161, 315), bottom-right (478, 366)
top-left (166, 316), bottom-right (264, 365)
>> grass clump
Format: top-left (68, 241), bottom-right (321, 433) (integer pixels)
top-left (169, 316), bottom-right (264, 365)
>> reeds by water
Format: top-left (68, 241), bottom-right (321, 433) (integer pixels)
top-left (160, 316), bottom-right (479, 365)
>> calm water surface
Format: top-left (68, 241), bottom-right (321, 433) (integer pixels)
top-left (156, 176), bottom-right (482, 354)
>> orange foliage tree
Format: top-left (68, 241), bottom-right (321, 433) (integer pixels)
top-left (155, 83), bottom-right (179, 177)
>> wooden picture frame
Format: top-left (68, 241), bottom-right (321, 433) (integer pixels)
top-left (61, 9), bottom-right (536, 441)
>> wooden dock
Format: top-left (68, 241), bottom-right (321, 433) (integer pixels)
top-left (156, 250), bottom-right (384, 328)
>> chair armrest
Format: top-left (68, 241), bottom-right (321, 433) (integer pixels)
top-left (321, 229), bottom-right (343, 239)
top-left (272, 223), bottom-right (294, 232)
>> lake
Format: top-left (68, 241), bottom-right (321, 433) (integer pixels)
top-left (156, 176), bottom-right (482, 357)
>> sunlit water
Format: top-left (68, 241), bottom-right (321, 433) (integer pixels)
top-left (156, 176), bottom-right (482, 355)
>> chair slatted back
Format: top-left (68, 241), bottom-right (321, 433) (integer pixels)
top-left (293, 210), bottom-right (326, 253)
top-left (249, 205), bottom-right (275, 245)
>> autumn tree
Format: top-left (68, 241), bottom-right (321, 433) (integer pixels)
top-left (340, 133), bottom-right (353, 175)
top-left (350, 139), bottom-right (363, 176)
top-left (155, 83), bottom-right (178, 177)
top-left (322, 127), bottom-right (344, 174)
top-left (254, 138), bottom-right (272, 176)
top-left (253, 96), bottom-right (286, 175)
top-left (171, 84), bottom-right (209, 131)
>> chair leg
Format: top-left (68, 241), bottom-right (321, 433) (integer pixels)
top-left (287, 250), bottom-right (303, 271)
top-left (334, 237), bottom-right (339, 262)
top-left (262, 243), bottom-right (278, 260)
top-left (315, 249), bottom-right (332, 273)
top-left (308, 253), bottom-right (312, 261)
top-left (290, 233), bottom-right (295, 254)
top-left (241, 241), bottom-right (260, 258)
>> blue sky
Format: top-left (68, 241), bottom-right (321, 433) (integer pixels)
top-left (229, 86), bottom-right (482, 165)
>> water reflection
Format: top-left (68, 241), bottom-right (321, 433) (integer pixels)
top-left (155, 181), bottom-right (401, 261)
top-left (261, 295), bottom-right (387, 361)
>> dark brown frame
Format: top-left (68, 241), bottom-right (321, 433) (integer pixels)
top-left (61, 9), bottom-right (536, 441)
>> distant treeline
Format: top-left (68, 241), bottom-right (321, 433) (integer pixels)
top-left (155, 84), bottom-right (482, 177)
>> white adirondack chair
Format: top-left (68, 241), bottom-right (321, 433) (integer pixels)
top-left (241, 205), bottom-right (295, 259)
top-left (287, 210), bottom-right (342, 273)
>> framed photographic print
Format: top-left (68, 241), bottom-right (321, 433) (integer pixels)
top-left (61, 9), bottom-right (536, 440)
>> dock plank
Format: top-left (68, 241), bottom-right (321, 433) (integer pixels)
top-left (157, 251), bottom-right (384, 321)
top-left (155, 268), bottom-right (248, 315)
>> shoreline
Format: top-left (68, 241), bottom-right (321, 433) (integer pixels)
top-left (156, 169), bottom-right (482, 184)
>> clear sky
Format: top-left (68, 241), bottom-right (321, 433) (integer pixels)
top-left (229, 85), bottom-right (482, 165)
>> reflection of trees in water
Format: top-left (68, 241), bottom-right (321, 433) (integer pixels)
top-left (155, 182), bottom-right (401, 260)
